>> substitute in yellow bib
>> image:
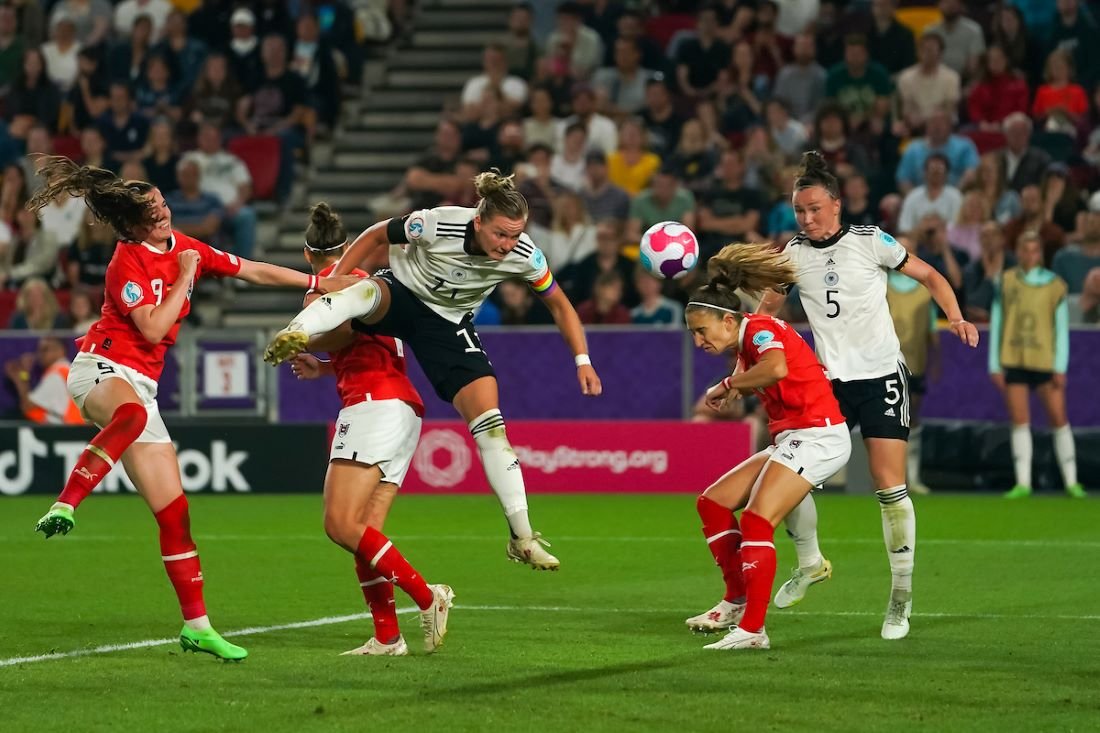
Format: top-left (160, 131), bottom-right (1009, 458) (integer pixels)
top-left (989, 231), bottom-right (1085, 499)
top-left (887, 235), bottom-right (938, 495)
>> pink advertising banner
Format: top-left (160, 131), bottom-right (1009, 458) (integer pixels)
top-left (400, 421), bottom-right (753, 494)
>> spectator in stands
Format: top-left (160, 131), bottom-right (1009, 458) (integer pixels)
top-left (154, 10), bottom-right (206, 100)
top-left (486, 120), bottom-right (526, 177)
top-left (999, 113), bottom-right (1052, 192)
top-left (927, 0), bottom-right (985, 81)
top-left (117, 159), bottom-right (147, 185)
top-left (813, 0), bottom-right (846, 70)
top-left (186, 0), bottom-right (233, 51)
top-left (402, 118), bottom-right (463, 213)
top-left (51, 0), bottom-right (111, 49)
top-left (579, 150), bottom-right (629, 223)
top-left (898, 154), bottom-right (963, 237)
top-left (0, 6), bottom-right (25, 92)
top-left (1002, 184), bottom-right (1066, 264)
top-left (1052, 193), bottom-right (1100, 296)
top-left (496, 278), bottom-right (553, 326)
top-left (504, 3), bottom-right (538, 81)
top-left (98, 82), bottom-right (149, 166)
top-left (593, 38), bottom-right (656, 119)
top-left (580, 0), bottom-right (621, 53)
top-left (534, 44), bottom-right (577, 118)
top-left (523, 86), bottom-right (560, 152)
top-left (78, 125), bottom-right (110, 171)
top-left (439, 157), bottom-right (481, 209)
top-left (898, 32), bottom-right (960, 134)
top-left (238, 34), bottom-right (310, 204)
top-left (540, 191), bottom-right (596, 271)
top-left (968, 44), bottom-right (1030, 133)
top-left (141, 117), bottom-right (179, 194)
top-left (606, 117), bottom-right (660, 196)
top-left (1032, 48), bottom-right (1089, 130)
top-left (226, 6), bottom-right (262, 91)
top-left (42, 13), bottom-right (81, 94)
top-left (896, 108), bottom-right (979, 194)
top-left (676, 6), bottom-right (729, 101)
top-left (561, 84), bottom-right (617, 155)
top-left (631, 266), bottom-right (683, 327)
top-left (135, 53), bottom-right (181, 121)
top-left (461, 88), bottom-right (505, 162)
top-left (772, 32), bottom-right (826, 123)
top-left (462, 43), bottom-right (528, 120)
top-left (841, 171), bottom-right (877, 227)
top-left (67, 209), bottom-right (114, 288)
top-left (0, 162), bottom-right (26, 229)
top-left (516, 143), bottom-right (558, 229)
top-left (166, 158), bottom-right (223, 244)
top-left (741, 126), bottom-right (784, 199)
top-left (809, 102), bottom-right (871, 180)
top-left (1047, 0), bottom-right (1098, 90)
top-left (764, 99), bottom-right (807, 160)
top-left (114, 0), bottom-right (170, 41)
top-left (547, 2), bottom-right (604, 79)
top-left (627, 165), bottom-right (696, 244)
top-left (765, 165), bottom-right (799, 243)
top-left (5, 336), bottom-right (82, 424)
top-left (1085, 85), bottom-right (1100, 167)
top-left (21, 125), bottom-right (51, 193)
top-left (866, 0), bottom-right (916, 77)
top-left (825, 34), bottom-right (892, 135)
top-left (716, 40), bottom-right (765, 133)
top-left (550, 122), bottom-right (588, 192)
top-left (916, 213), bottom-right (966, 294)
top-left (6, 48), bottom-right (62, 137)
top-left (33, 163), bottom-right (86, 254)
top-left (186, 52), bottom-right (241, 132)
top-left (992, 4), bottom-right (1040, 85)
top-left (972, 152), bottom-right (1022, 225)
top-left (68, 46), bottom-right (108, 132)
top-left (610, 9), bottom-right (664, 73)
top-left (1041, 164), bottom-right (1085, 238)
top-left (638, 79), bottom-right (682, 158)
top-left (696, 148), bottom-right (765, 259)
top-left (68, 289), bottom-right (97, 333)
top-left (561, 218), bottom-right (636, 306)
top-left (964, 221), bottom-right (1014, 322)
top-left (666, 117), bottom-right (719, 194)
top-left (948, 190), bottom-right (988, 261)
top-left (576, 269), bottom-right (631, 325)
top-left (7, 278), bottom-right (66, 329)
top-left (108, 13), bottom-right (153, 84)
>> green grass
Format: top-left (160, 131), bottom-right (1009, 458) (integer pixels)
top-left (1, 493), bottom-right (1098, 733)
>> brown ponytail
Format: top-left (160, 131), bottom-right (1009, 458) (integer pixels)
top-left (27, 155), bottom-right (156, 240)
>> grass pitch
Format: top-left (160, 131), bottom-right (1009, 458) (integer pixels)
top-left (1, 493), bottom-right (1098, 732)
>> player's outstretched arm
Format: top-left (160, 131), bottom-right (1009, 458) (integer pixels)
top-left (331, 219), bottom-right (392, 277)
top-left (538, 286), bottom-right (602, 396)
top-left (235, 259), bottom-right (356, 293)
top-left (899, 255), bottom-right (980, 347)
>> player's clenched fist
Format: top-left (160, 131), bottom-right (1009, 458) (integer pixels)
top-left (177, 249), bottom-right (201, 275)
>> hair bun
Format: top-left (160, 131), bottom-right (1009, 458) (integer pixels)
top-left (799, 150), bottom-right (829, 177)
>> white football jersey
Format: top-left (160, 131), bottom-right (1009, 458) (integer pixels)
top-left (785, 225), bottom-right (910, 382)
top-left (386, 206), bottom-right (555, 323)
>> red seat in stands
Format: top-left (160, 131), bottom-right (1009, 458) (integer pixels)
top-left (226, 135), bottom-right (281, 201)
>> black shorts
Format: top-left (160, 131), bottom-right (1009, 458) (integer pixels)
top-left (351, 270), bottom-right (496, 402)
top-left (831, 366), bottom-right (911, 441)
top-left (1004, 368), bottom-right (1053, 387)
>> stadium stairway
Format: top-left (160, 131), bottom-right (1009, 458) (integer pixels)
top-left (219, 0), bottom-right (512, 329)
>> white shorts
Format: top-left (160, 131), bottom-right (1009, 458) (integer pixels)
top-left (764, 423), bottom-right (851, 488)
top-left (67, 352), bottom-right (172, 444)
top-left (330, 399), bottom-right (422, 486)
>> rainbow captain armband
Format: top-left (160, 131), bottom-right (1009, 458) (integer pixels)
top-left (530, 271), bottom-right (557, 296)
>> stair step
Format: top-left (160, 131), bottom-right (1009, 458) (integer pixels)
top-left (387, 70), bottom-right (472, 88)
top-left (415, 10), bottom-right (508, 30)
top-left (290, 191), bottom-right (369, 210)
top-left (411, 30), bottom-right (504, 48)
top-left (388, 48), bottom-right (484, 71)
top-left (309, 168), bottom-right (404, 190)
top-left (427, 0), bottom-right (517, 8)
top-left (330, 151), bottom-right (418, 170)
top-left (335, 130), bottom-right (432, 151)
top-left (366, 88), bottom-right (453, 111)
top-left (357, 111), bottom-right (441, 129)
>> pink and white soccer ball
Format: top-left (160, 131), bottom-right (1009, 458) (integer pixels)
top-left (639, 221), bottom-right (699, 280)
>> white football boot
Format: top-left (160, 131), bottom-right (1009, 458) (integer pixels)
top-left (703, 626), bottom-right (771, 650)
top-left (420, 584), bottom-right (454, 653)
top-left (341, 636), bottom-right (409, 656)
top-left (773, 558), bottom-right (833, 608)
top-left (881, 589), bottom-right (912, 640)
top-left (507, 532), bottom-right (560, 570)
top-left (685, 600), bottom-right (746, 633)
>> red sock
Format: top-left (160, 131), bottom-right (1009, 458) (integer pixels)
top-left (739, 510), bottom-right (777, 633)
top-left (697, 495), bottom-right (745, 602)
top-left (155, 495), bottom-right (206, 621)
top-left (355, 557), bottom-right (400, 643)
top-left (356, 527), bottom-right (433, 610)
top-left (58, 403), bottom-right (147, 509)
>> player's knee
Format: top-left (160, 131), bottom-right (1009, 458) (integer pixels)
top-left (469, 409), bottom-right (509, 447)
top-left (322, 509), bottom-right (359, 551)
top-left (113, 401), bottom-right (148, 437)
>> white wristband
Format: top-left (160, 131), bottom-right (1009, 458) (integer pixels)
top-left (575, 354), bottom-right (592, 367)
top-left (307, 274), bottom-right (320, 292)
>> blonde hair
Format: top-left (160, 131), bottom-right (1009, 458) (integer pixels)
top-left (16, 277), bottom-right (60, 330)
top-left (686, 243), bottom-right (797, 315)
top-left (474, 169), bottom-right (528, 221)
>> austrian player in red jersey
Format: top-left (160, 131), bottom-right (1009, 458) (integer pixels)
top-left (683, 244), bottom-right (850, 651)
top-left (27, 157), bottom-right (350, 661)
top-left (288, 203), bottom-right (453, 656)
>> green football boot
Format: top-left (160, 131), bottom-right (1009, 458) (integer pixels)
top-left (35, 503), bottom-right (75, 538)
top-left (179, 626), bottom-right (248, 661)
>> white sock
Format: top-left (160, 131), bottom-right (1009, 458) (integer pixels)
top-left (291, 279), bottom-right (382, 336)
top-left (783, 493), bottom-right (823, 570)
top-left (1053, 425), bottom-right (1078, 487)
top-left (876, 485), bottom-right (915, 593)
top-left (1011, 424), bottom-right (1032, 488)
top-left (469, 409), bottom-right (533, 538)
top-left (907, 426), bottom-right (923, 485)
top-left (184, 615), bottom-right (211, 632)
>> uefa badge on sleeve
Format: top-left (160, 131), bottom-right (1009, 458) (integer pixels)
top-left (408, 216), bottom-right (425, 240)
top-left (122, 281), bottom-right (143, 306)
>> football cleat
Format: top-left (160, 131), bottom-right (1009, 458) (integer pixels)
top-left (881, 589), bottom-right (912, 640)
top-left (773, 558), bottom-right (832, 608)
top-left (703, 626), bottom-right (770, 651)
top-left (1004, 484), bottom-right (1032, 499)
top-left (263, 326), bottom-right (309, 366)
top-left (507, 532), bottom-right (560, 570)
top-left (1065, 483), bottom-right (1087, 499)
top-left (685, 600), bottom-right (746, 633)
top-left (341, 636), bottom-right (409, 656)
top-left (35, 503), bottom-right (75, 538)
top-left (420, 584), bottom-right (454, 653)
top-left (179, 626), bottom-right (248, 661)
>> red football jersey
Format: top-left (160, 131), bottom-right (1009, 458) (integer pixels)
top-left (316, 264), bottom-right (424, 415)
top-left (80, 231), bottom-right (242, 380)
top-left (736, 314), bottom-right (845, 437)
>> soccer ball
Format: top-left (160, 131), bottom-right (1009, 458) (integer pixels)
top-left (639, 221), bottom-right (699, 280)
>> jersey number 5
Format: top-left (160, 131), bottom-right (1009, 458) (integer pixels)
top-left (825, 289), bottom-right (840, 318)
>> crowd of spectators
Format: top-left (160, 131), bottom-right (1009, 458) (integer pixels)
top-left (382, 0), bottom-right (1100, 329)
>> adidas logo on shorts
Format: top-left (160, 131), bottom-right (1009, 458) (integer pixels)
top-left (884, 407), bottom-right (896, 417)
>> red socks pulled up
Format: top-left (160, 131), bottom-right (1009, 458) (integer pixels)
top-left (58, 402), bottom-right (147, 508)
top-left (355, 557), bottom-right (400, 644)
top-left (697, 495), bottom-right (745, 602)
top-left (355, 527), bottom-right (433, 610)
top-left (739, 510), bottom-right (777, 633)
top-left (155, 495), bottom-right (206, 621)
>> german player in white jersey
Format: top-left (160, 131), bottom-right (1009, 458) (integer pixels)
top-left (264, 170), bottom-right (602, 570)
top-left (709, 152), bottom-right (979, 639)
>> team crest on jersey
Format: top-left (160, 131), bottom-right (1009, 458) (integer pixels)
top-left (337, 423), bottom-right (350, 437)
top-left (450, 268), bottom-right (469, 282)
top-left (407, 216), bottom-right (425, 240)
top-left (788, 440), bottom-right (802, 449)
top-left (824, 271), bottom-right (840, 286)
top-left (121, 281), bottom-right (143, 306)
top-left (752, 330), bottom-right (775, 347)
